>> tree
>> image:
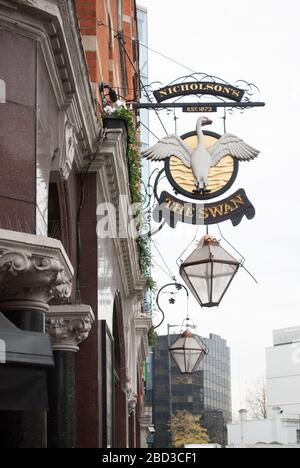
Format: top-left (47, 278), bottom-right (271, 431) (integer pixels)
top-left (247, 378), bottom-right (267, 420)
top-left (171, 410), bottom-right (210, 448)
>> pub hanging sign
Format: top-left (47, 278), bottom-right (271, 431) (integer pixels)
top-left (142, 76), bottom-right (262, 228)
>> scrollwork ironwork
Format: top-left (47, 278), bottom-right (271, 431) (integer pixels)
top-left (138, 169), bottom-right (166, 239)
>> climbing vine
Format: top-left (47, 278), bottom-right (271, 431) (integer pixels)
top-left (103, 107), bottom-right (154, 287)
top-left (105, 106), bottom-right (142, 204)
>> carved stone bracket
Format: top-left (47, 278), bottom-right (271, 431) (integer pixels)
top-left (51, 118), bottom-right (77, 182)
top-left (0, 230), bottom-right (73, 313)
top-left (127, 388), bottom-right (138, 415)
top-left (46, 304), bottom-right (95, 352)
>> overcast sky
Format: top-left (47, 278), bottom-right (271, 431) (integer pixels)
top-left (137, 0), bottom-right (300, 416)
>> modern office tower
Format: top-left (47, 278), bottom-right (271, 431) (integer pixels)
top-left (153, 333), bottom-right (232, 447)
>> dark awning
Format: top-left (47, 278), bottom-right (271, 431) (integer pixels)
top-left (0, 313), bottom-right (54, 367)
top-left (0, 313), bottom-right (54, 411)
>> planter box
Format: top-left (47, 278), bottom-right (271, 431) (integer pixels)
top-left (103, 117), bottom-right (128, 153)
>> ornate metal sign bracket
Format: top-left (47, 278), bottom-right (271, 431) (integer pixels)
top-left (133, 73), bottom-right (265, 112)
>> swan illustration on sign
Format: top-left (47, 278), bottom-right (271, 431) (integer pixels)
top-left (142, 117), bottom-right (260, 194)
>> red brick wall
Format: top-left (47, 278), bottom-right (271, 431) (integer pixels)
top-left (76, 0), bottom-right (139, 107)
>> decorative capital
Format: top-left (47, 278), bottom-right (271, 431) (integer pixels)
top-left (60, 122), bottom-right (77, 180)
top-left (0, 230), bottom-right (73, 312)
top-left (127, 388), bottom-right (138, 415)
top-left (46, 304), bottom-right (95, 352)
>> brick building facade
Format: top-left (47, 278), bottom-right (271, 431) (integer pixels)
top-left (0, 0), bottom-right (150, 449)
top-left (77, 0), bottom-right (139, 106)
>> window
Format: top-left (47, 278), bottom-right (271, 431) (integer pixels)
top-left (48, 183), bottom-right (62, 241)
top-left (117, 0), bottom-right (128, 95)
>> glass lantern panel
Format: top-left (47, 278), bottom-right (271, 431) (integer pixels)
top-left (181, 263), bottom-right (213, 305)
top-left (211, 262), bottom-right (239, 303)
top-left (170, 336), bottom-right (206, 373)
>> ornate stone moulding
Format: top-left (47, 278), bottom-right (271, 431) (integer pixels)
top-left (46, 304), bottom-right (95, 353)
top-left (127, 388), bottom-right (138, 415)
top-left (0, 229), bottom-right (74, 313)
top-left (92, 129), bottom-right (147, 299)
top-left (135, 313), bottom-right (152, 362)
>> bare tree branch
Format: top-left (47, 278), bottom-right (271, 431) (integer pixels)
top-left (247, 377), bottom-right (267, 420)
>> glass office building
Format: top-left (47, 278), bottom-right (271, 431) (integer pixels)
top-left (153, 333), bottom-right (232, 447)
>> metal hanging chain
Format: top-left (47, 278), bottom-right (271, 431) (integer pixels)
top-left (152, 257), bottom-right (175, 282)
top-left (217, 224), bottom-right (258, 284)
top-left (139, 120), bottom-right (160, 141)
top-left (152, 239), bottom-right (177, 282)
top-left (176, 226), bottom-right (200, 268)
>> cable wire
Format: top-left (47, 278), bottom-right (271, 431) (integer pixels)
top-left (116, 32), bottom-right (168, 135)
top-left (139, 120), bottom-right (159, 141)
top-left (152, 239), bottom-right (176, 281)
top-left (152, 258), bottom-right (175, 282)
top-left (139, 43), bottom-right (196, 74)
top-left (97, 20), bottom-right (196, 74)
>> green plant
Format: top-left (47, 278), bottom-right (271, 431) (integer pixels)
top-left (145, 276), bottom-right (157, 292)
top-left (106, 107), bottom-right (142, 204)
top-left (148, 326), bottom-right (158, 347)
top-left (107, 108), bottom-right (155, 290)
top-left (137, 237), bottom-right (151, 275)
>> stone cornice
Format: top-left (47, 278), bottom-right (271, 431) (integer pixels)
top-left (92, 129), bottom-right (146, 300)
top-left (0, 230), bottom-right (74, 312)
top-left (0, 0), bottom-right (99, 163)
top-left (135, 314), bottom-right (152, 337)
top-left (46, 304), bottom-right (95, 352)
top-left (135, 313), bottom-right (152, 362)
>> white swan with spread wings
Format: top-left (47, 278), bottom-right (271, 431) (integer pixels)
top-left (142, 117), bottom-right (260, 193)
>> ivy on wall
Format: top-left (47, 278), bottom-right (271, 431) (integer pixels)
top-left (105, 107), bottom-right (142, 204)
top-left (103, 107), bottom-right (154, 287)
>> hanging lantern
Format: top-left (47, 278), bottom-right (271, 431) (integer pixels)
top-left (180, 235), bottom-right (240, 308)
top-left (169, 329), bottom-right (208, 374)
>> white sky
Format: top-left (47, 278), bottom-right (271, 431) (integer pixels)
top-left (137, 0), bottom-right (300, 417)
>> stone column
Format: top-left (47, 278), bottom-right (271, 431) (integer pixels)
top-left (46, 305), bottom-right (94, 448)
top-left (0, 230), bottom-right (73, 448)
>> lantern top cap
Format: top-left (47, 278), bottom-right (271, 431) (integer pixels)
top-left (202, 235), bottom-right (219, 246)
top-left (181, 329), bottom-right (193, 338)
